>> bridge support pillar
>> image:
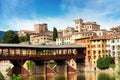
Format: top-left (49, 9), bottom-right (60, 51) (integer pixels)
top-left (33, 60), bottom-right (46, 74)
top-left (76, 59), bottom-right (85, 71)
top-left (9, 60), bottom-right (26, 75)
top-left (55, 60), bottom-right (67, 73)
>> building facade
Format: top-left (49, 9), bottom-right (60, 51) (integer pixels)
top-left (30, 31), bottom-right (53, 45)
top-left (91, 36), bottom-right (106, 71)
top-left (74, 18), bottom-right (100, 32)
top-left (75, 37), bottom-right (92, 71)
top-left (34, 23), bottom-right (48, 34)
top-left (18, 23), bottom-right (54, 45)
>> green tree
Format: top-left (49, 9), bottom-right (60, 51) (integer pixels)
top-left (19, 36), bottom-right (25, 42)
top-left (10, 74), bottom-right (23, 80)
top-left (53, 27), bottom-right (58, 41)
top-left (0, 72), bottom-right (5, 80)
top-left (2, 30), bottom-right (19, 43)
top-left (27, 60), bottom-right (36, 75)
top-left (97, 57), bottom-right (114, 70)
top-left (19, 34), bottom-right (30, 42)
top-left (27, 60), bottom-right (36, 70)
top-left (25, 34), bottom-right (30, 41)
top-left (98, 73), bottom-right (115, 80)
top-left (6, 67), bottom-right (12, 73)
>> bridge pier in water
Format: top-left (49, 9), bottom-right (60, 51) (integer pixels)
top-left (55, 60), bottom-right (71, 74)
top-left (76, 59), bottom-right (85, 72)
top-left (55, 60), bottom-right (66, 73)
top-left (33, 60), bottom-right (45, 74)
top-left (9, 60), bottom-right (27, 75)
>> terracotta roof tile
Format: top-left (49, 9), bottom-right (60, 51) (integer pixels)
top-left (84, 22), bottom-right (96, 25)
top-left (20, 30), bottom-right (37, 34)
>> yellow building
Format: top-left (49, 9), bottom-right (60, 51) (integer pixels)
top-left (75, 36), bottom-right (107, 71)
top-left (91, 36), bottom-right (106, 71)
top-left (75, 37), bottom-right (92, 71)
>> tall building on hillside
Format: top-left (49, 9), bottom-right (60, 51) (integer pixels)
top-left (34, 23), bottom-right (48, 34)
top-left (18, 23), bottom-right (54, 45)
top-left (110, 26), bottom-right (120, 34)
top-left (18, 23), bottom-right (48, 37)
top-left (74, 18), bottom-right (83, 32)
top-left (74, 18), bottom-right (100, 32)
top-left (63, 27), bottom-right (75, 36)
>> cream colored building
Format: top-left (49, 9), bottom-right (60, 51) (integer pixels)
top-left (56, 35), bottom-right (72, 45)
top-left (71, 31), bottom-right (97, 43)
top-left (56, 18), bottom-right (100, 45)
top-left (18, 30), bottom-right (36, 36)
top-left (18, 23), bottom-right (54, 45)
top-left (56, 27), bottom-right (75, 45)
top-left (30, 31), bottom-right (53, 45)
top-left (93, 29), bottom-right (107, 36)
top-left (56, 31), bottom-right (97, 45)
top-left (18, 23), bottom-right (48, 36)
top-left (34, 23), bottom-right (48, 34)
top-left (106, 34), bottom-right (120, 71)
top-left (74, 18), bottom-right (100, 32)
top-left (63, 27), bottom-right (75, 36)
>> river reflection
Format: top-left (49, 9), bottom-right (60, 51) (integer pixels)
top-left (23, 72), bottom-right (116, 80)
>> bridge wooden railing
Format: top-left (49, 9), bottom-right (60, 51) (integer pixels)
top-left (0, 53), bottom-right (85, 60)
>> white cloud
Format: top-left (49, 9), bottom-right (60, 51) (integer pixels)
top-left (60, 0), bottom-right (120, 29)
top-left (3, 0), bottom-right (120, 31)
top-left (7, 17), bottom-right (74, 31)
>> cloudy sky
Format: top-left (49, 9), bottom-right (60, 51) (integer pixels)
top-left (0, 0), bottom-right (120, 31)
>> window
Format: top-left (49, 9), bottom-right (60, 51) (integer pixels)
top-left (98, 44), bottom-right (101, 48)
top-left (88, 45), bottom-right (90, 48)
top-left (102, 50), bottom-right (104, 53)
top-left (76, 26), bottom-right (78, 29)
top-left (93, 50), bottom-right (96, 55)
top-left (98, 50), bottom-right (101, 54)
top-left (112, 46), bottom-right (115, 50)
top-left (88, 51), bottom-right (90, 54)
top-left (112, 40), bottom-right (114, 43)
top-left (94, 56), bottom-right (96, 59)
top-left (117, 39), bottom-right (119, 42)
top-left (118, 45), bottom-right (120, 49)
top-left (99, 55), bottom-right (101, 58)
top-left (106, 50), bottom-right (108, 53)
top-left (102, 44), bottom-right (104, 47)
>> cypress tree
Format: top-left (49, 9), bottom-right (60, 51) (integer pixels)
top-left (53, 27), bottom-right (58, 41)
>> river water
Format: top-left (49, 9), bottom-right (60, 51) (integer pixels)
top-left (23, 72), bottom-right (116, 80)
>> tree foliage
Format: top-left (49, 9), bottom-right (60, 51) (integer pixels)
top-left (97, 57), bottom-right (114, 70)
top-left (19, 34), bottom-right (30, 42)
top-left (2, 30), bottom-right (19, 43)
top-left (27, 60), bottom-right (36, 70)
top-left (10, 74), bottom-right (23, 80)
top-left (0, 72), bottom-right (5, 80)
top-left (53, 27), bottom-right (58, 41)
top-left (98, 73), bottom-right (115, 80)
top-left (6, 67), bottom-right (12, 72)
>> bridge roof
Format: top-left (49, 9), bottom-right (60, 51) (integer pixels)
top-left (0, 44), bottom-right (85, 49)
